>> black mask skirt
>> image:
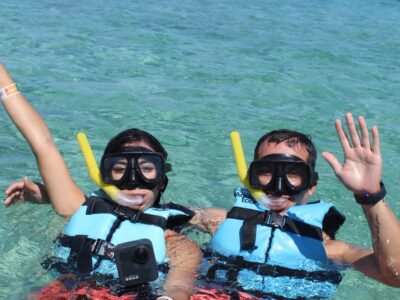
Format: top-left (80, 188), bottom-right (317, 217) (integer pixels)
top-left (100, 146), bottom-right (171, 190)
top-left (248, 154), bottom-right (318, 195)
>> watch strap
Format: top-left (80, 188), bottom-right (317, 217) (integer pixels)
top-left (354, 182), bottom-right (386, 205)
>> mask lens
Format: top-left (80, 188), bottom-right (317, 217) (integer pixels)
top-left (103, 156), bottom-right (129, 183)
top-left (284, 164), bottom-right (308, 188)
top-left (253, 163), bottom-right (275, 187)
top-left (137, 155), bottom-right (163, 182)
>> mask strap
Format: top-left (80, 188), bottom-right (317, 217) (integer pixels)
top-left (160, 191), bottom-right (166, 207)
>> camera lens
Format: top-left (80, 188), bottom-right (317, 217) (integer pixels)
top-left (133, 245), bottom-right (149, 264)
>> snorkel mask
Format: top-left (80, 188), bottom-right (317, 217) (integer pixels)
top-left (100, 146), bottom-right (171, 191)
top-left (248, 153), bottom-right (318, 196)
top-left (77, 133), bottom-right (169, 207)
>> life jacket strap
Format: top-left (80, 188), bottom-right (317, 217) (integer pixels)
top-left (205, 253), bottom-right (342, 285)
top-left (161, 202), bottom-right (195, 229)
top-left (226, 207), bottom-right (323, 251)
top-left (84, 197), bottom-right (167, 229)
top-left (57, 234), bottom-right (117, 273)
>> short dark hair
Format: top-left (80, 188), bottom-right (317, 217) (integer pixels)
top-left (254, 129), bottom-right (317, 169)
top-left (103, 128), bottom-right (168, 159)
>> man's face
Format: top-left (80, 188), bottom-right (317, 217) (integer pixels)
top-left (256, 141), bottom-right (314, 213)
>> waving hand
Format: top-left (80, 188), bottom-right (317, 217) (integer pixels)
top-left (322, 112), bottom-right (382, 195)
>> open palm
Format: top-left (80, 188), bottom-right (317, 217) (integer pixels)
top-left (322, 113), bottom-right (382, 195)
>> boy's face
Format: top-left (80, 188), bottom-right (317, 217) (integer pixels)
top-left (256, 140), bottom-right (316, 213)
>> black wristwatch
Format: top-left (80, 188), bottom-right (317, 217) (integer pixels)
top-left (354, 182), bottom-right (386, 205)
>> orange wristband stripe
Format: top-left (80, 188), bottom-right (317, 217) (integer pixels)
top-left (0, 83), bottom-right (20, 100)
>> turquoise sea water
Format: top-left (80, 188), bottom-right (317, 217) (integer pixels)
top-left (0, 0), bottom-right (399, 298)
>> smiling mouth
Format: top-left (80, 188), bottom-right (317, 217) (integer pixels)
top-left (258, 195), bottom-right (290, 210)
top-left (116, 193), bottom-right (145, 207)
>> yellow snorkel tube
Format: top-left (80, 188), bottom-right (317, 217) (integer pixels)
top-left (76, 132), bottom-right (144, 207)
top-left (230, 131), bottom-right (265, 201)
top-left (231, 130), bottom-right (294, 210)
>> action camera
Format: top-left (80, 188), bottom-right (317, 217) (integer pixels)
top-left (114, 239), bottom-right (158, 287)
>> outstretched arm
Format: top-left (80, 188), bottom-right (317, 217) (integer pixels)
top-left (1, 63), bottom-right (85, 217)
top-left (189, 207), bottom-right (227, 236)
top-left (322, 112), bottom-right (400, 286)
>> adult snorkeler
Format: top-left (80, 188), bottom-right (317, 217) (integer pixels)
top-left (0, 62), bottom-right (201, 300)
top-left (189, 113), bottom-right (400, 299)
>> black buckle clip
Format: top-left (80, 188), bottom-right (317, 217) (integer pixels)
top-left (114, 205), bottom-right (141, 221)
top-left (91, 239), bottom-right (115, 259)
top-left (91, 239), bottom-right (105, 255)
top-left (262, 211), bottom-right (286, 229)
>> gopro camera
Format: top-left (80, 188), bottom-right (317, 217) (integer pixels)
top-left (114, 239), bottom-right (158, 287)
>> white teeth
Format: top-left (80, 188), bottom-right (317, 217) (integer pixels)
top-left (258, 196), bottom-right (287, 210)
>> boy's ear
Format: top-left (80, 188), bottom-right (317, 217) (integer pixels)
top-left (306, 180), bottom-right (318, 197)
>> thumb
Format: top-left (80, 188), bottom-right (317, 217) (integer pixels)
top-left (321, 151), bottom-right (342, 175)
top-left (23, 176), bottom-right (37, 190)
top-left (23, 176), bottom-right (30, 188)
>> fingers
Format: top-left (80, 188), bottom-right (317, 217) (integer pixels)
top-left (358, 115), bottom-right (371, 149)
top-left (4, 190), bottom-right (23, 207)
top-left (371, 125), bottom-right (381, 156)
top-left (321, 151), bottom-right (342, 175)
top-left (335, 118), bottom-right (351, 152)
top-left (345, 112), bottom-right (361, 147)
top-left (4, 177), bottom-right (29, 207)
top-left (342, 113), bottom-right (377, 152)
top-left (5, 180), bottom-right (25, 195)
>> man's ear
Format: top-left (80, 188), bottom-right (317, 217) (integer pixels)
top-left (306, 180), bottom-right (318, 197)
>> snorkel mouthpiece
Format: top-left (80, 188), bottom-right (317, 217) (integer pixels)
top-left (230, 131), bottom-right (287, 210)
top-left (76, 132), bottom-right (145, 207)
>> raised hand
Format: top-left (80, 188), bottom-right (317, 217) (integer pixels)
top-left (4, 176), bottom-right (49, 206)
top-left (322, 112), bottom-right (382, 195)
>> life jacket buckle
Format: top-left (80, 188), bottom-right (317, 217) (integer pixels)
top-left (91, 239), bottom-right (115, 259)
top-left (91, 238), bottom-right (103, 254)
top-left (114, 205), bottom-right (141, 221)
top-left (262, 211), bottom-right (286, 229)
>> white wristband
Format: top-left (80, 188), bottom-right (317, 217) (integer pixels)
top-left (0, 83), bottom-right (20, 101)
top-left (156, 297), bottom-right (173, 300)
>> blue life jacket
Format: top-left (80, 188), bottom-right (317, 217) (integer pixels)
top-left (43, 189), bottom-right (193, 292)
top-left (205, 187), bottom-right (345, 299)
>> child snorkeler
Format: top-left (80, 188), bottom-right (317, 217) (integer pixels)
top-left (0, 62), bottom-right (201, 300)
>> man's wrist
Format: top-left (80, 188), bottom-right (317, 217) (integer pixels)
top-left (354, 182), bottom-right (386, 205)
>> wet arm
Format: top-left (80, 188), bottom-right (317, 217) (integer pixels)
top-left (189, 207), bottom-right (227, 236)
top-left (0, 63), bottom-right (84, 216)
top-left (323, 113), bottom-right (400, 286)
top-left (163, 230), bottom-right (202, 300)
top-left (360, 200), bottom-right (400, 286)
top-left (326, 235), bottom-right (400, 287)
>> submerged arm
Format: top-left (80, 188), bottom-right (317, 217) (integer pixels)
top-left (0, 63), bottom-right (84, 217)
top-left (163, 230), bottom-right (202, 299)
